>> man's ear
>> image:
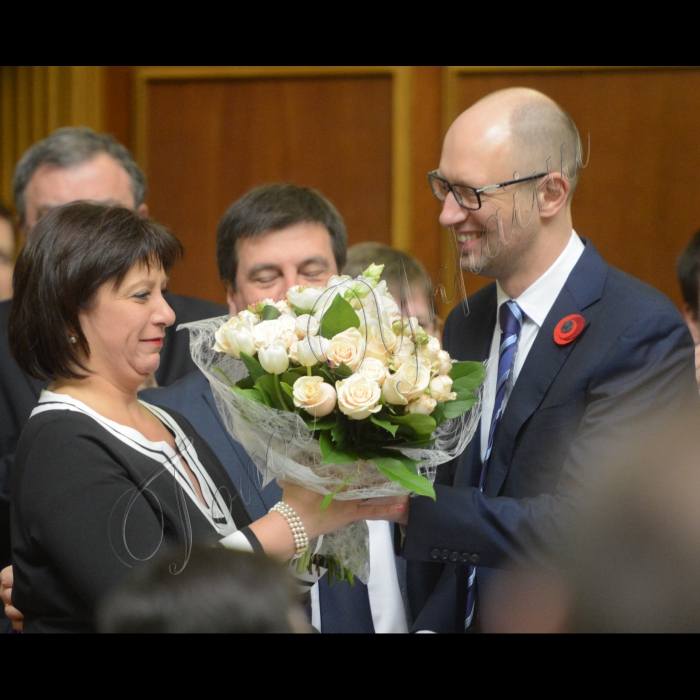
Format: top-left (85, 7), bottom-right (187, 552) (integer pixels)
top-left (225, 284), bottom-right (238, 316)
top-left (682, 303), bottom-right (700, 344)
top-left (137, 203), bottom-right (149, 217)
top-left (538, 173), bottom-right (570, 220)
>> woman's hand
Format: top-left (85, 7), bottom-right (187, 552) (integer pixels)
top-left (281, 481), bottom-right (408, 540)
top-left (247, 482), bottom-right (408, 562)
top-left (1, 565), bottom-right (24, 632)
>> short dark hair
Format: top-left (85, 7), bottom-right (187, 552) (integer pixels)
top-left (9, 202), bottom-right (183, 381)
top-left (217, 184), bottom-right (347, 289)
top-left (13, 127), bottom-right (147, 224)
top-left (677, 229), bottom-right (700, 314)
top-left (96, 545), bottom-right (305, 633)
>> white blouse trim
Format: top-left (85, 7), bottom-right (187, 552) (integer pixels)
top-left (31, 390), bottom-right (237, 538)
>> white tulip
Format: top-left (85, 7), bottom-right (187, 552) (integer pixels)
top-left (297, 335), bottom-right (331, 367)
top-left (258, 341), bottom-right (289, 375)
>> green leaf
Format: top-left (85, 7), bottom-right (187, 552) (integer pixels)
top-left (230, 385), bottom-right (266, 405)
top-left (318, 430), bottom-right (361, 464)
top-left (239, 351), bottom-right (266, 382)
top-left (319, 293), bottom-right (360, 339)
top-left (236, 376), bottom-right (255, 390)
top-left (280, 382), bottom-right (294, 402)
top-left (320, 470), bottom-right (360, 513)
top-left (431, 401), bottom-right (446, 426)
top-left (449, 361), bottom-right (485, 392)
top-left (383, 412), bottom-right (436, 439)
top-left (255, 374), bottom-right (285, 411)
top-left (331, 362), bottom-right (353, 379)
top-left (261, 304), bottom-right (282, 320)
top-left (370, 416), bottom-right (399, 436)
top-left (442, 396), bottom-right (477, 420)
top-left (395, 438), bottom-right (437, 449)
top-left (313, 365), bottom-right (337, 384)
top-left (372, 455), bottom-right (436, 499)
top-left (304, 415), bottom-right (336, 431)
top-left (331, 419), bottom-right (349, 448)
top-left (212, 366), bottom-right (235, 386)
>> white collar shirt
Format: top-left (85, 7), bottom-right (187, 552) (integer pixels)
top-left (479, 230), bottom-right (586, 463)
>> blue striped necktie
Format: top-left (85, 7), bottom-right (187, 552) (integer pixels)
top-left (465, 300), bottom-right (524, 630)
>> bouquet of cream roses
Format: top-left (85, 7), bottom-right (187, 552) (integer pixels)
top-left (184, 264), bottom-right (484, 583)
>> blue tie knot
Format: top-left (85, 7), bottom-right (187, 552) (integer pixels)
top-left (499, 300), bottom-right (523, 337)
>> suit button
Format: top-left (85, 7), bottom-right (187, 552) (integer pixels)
top-left (460, 553), bottom-right (470, 563)
top-left (470, 554), bottom-right (480, 564)
top-left (450, 551), bottom-right (460, 562)
top-left (429, 548), bottom-right (440, 560)
top-left (440, 549), bottom-right (450, 560)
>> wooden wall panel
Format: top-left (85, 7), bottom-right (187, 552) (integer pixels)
top-left (138, 71), bottom-right (395, 305)
top-left (445, 67), bottom-right (700, 312)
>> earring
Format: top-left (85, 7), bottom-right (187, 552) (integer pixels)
top-left (69, 335), bottom-right (77, 344)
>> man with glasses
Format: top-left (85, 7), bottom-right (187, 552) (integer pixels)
top-left (393, 87), bottom-right (699, 632)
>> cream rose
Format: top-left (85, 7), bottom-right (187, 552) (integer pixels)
top-left (292, 376), bottom-right (337, 418)
top-left (389, 358), bottom-right (431, 402)
top-left (336, 373), bottom-right (382, 420)
top-left (406, 394), bottom-right (437, 415)
top-left (430, 375), bottom-right (457, 402)
top-left (295, 314), bottom-right (319, 339)
top-left (327, 328), bottom-right (366, 372)
top-left (435, 350), bottom-right (453, 376)
top-left (356, 357), bottom-right (387, 386)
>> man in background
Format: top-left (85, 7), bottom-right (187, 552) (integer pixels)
top-left (141, 184), bottom-right (409, 633)
top-left (0, 127), bottom-right (226, 577)
top-left (344, 241), bottom-right (441, 342)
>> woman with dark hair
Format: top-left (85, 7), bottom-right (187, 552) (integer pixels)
top-left (7, 202), bottom-right (389, 633)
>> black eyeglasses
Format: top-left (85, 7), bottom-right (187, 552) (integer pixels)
top-left (427, 170), bottom-right (549, 211)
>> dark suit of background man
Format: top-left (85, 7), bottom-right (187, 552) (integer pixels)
top-left (393, 87), bottom-right (700, 632)
top-left (0, 128), bottom-right (226, 577)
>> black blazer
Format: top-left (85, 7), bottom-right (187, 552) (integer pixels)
top-left (402, 240), bottom-right (700, 632)
top-left (12, 399), bottom-right (250, 632)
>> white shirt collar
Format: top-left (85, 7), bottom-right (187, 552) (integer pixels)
top-left (495, 229), bottom-right (585, 327)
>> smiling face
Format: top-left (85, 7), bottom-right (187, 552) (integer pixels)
top-left (78, 262), bottom-right (175, 391)
top-left (22, 152), bottom-right (146, 230)
top-left (228, 222), bottom-right (339, 312)
top-left (438, 105), bottom-right (542, 285)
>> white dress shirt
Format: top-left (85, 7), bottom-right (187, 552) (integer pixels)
top-left (480, 231), bottom-right (585, 462)
top-left (310, 520), bottom-right (408, 633)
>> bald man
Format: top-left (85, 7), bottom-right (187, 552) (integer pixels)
top-left (395, 88), bottom-right (700, 632)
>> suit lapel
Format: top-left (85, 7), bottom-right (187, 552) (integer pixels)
top-left (202, 384), bottom-right (281, 519)
top-left (484, 241), bottom-right (609, 496)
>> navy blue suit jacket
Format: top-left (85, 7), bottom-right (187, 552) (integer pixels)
top-left (402, 240), bottom-right (700, 632)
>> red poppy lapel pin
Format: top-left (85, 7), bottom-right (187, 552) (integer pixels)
top-left (554, 314), bottom-right (586, 345)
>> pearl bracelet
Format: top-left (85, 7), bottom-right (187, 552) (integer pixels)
top-left (269, 501), bottom-right (309, 557)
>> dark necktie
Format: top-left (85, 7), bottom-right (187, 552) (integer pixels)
top-left (465, 300), bottom-right (524, 629)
